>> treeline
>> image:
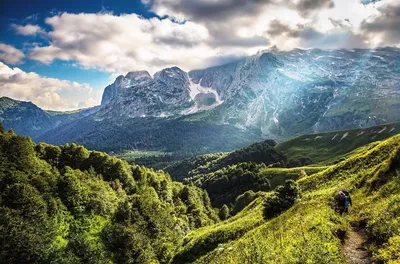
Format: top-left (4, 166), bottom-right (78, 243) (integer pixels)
top-left (0, 124), bottom-right (218, 264)
top-left (166, 139), bottom-right (286, 181)
top-left (184, 162), bottom-right (269, 207)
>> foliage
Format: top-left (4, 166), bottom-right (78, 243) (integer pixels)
top-left (0, 127), bottom-right (217, 264)
top-left (263, 180), bottom-right (300, 219)
top-left (166, 139), bottom-right (285, 181)
top-left (218, 205), bottom-right (230, 220)
top-left (184, 162), bottom-right (270, 207)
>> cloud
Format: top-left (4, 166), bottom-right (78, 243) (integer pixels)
top-left (360, 0), bottom-right (400, 47)
top-left (28, 13), bottom-right (218, 73)
top-left (266, 20), bottom-right (300, 38)
top-left (297, 27), bottom-right (367, 49)
top-left (0, 43), bottom-right (25, 64)
top-left (11, 24), bottom-right (44, 36)
top-left (23, 0), bottom-right (400, 74)
top-left (0, 61), bottom-right (100, 110)
top-left (145, 0), bottom-right (274, 22)
top-left (294, 0), bottom-right (335, 16)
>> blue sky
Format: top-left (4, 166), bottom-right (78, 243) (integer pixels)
top-left (0, 0), bottom-right (153, 91)
top-left (0, 0), bottom-right (399, 110)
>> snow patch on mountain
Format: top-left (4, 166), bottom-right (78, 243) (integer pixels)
top-left (188, 77), bottom-right (223, 104)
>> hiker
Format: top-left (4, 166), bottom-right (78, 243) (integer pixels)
top-left (336, 190), bottom-right (352, 214)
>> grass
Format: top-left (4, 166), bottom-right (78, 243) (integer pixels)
top-left (259, 166), bottom-right (327, 186)
top-left (171, 133), bottom-right (400, 264)
top-left (276, 122), bottom-right (400, 165)
top-left (117, 149), bottom-right (171, 161)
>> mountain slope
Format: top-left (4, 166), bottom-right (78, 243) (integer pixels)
top-left (36, 115), bottom-right (262, 155)
top-left (0, 97), bottom-right (99, 139)
top-left (0, 127), bottom-right (217, 264)
top-left (276, 121), bottom-right (400, 164)
top-left (187, 47), bottom-right (400, 138)
top-left (172, 133), bottom-right (400, 263)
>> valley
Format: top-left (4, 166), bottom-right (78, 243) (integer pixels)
top-left (0, 122), bottom-right (399, 263)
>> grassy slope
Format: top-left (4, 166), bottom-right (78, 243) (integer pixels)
top-left (276, 122), bottom-right (400, 165)
top-left (172, 134), bottom-right (400, 264)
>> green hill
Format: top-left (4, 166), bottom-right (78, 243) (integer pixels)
top-left (172, 133), bottom-right (400, 263)
top-left (276, 122), bottom-right (400, 165)
top-left (165, 139), bottom-right (286, 181)
top-left (0, 124), bottom-right (217, 264)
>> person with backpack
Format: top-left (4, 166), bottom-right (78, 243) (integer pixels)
top-left (336, 189), bottom-right (352, 214)
top-left (342, 189), bottom-right (352, 213)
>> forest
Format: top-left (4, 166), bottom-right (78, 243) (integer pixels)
top-left (0, 124), bottom-right (217, 263)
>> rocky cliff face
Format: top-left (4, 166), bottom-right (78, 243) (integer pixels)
top-left (100, 67), bottom-right (225, 118)
top-left (99, 47), bottom-right (400, 139)
top-left (186, 47), bottom-right (400, 138)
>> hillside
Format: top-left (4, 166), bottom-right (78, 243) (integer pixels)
top-left (172, 133), bottom-right (400, 263)
top-left (276, 122), bottom-right (400, 165)
top-left (165, 139), bottom-right (285, 181)
top-left (164, 123), bottom-right (399, 208)
top-left (0, 124), bottom-right (218, 264)
top-left (1, 122), bottom-right (399, 263)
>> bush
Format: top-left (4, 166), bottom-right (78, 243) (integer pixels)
top-left (263, 180), bottom-right (300, 219)
top-left (219, 204), bottom-right (230, 220)
top-left (232, 190), bottom-right (258, 215)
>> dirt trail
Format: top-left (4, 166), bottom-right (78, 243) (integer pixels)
top-left (342, 225), bottom-right (372, 264)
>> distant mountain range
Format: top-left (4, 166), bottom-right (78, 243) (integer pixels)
top-left (1, 47), bottom-right (399, 155)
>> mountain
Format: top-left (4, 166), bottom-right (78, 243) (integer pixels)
top-left (186, 47), bottom-right (400, 138)
top-left (1, 48), bottom-right (399, 156)
top-left (0, 97), bottom-right (99, 138)
top-left (100, 67), bottom-right (222, 118)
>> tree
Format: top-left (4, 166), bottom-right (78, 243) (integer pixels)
top-left (263, 180), bottom-right (300, 219)
top-left (219, 204), bottom-right (230, 220)
top-left (0, 123), bottom-right (5, 133)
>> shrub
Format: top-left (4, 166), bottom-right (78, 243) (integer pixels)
top-left (219, 204), bottom-right (230, 220)
top-left (232, 190), bottom-right (258, 215)
top-left (263, 180), bottom-right (300, 219)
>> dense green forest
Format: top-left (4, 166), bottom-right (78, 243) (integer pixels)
top-left (1, 122), bottom-right (400, 264)
top-left (0, 124), bottom-right (218, 264)
top-left (165, 139), bottom-right (288, 181)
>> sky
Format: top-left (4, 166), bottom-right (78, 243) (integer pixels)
top-left (0, 0), bottom-right (399, 110)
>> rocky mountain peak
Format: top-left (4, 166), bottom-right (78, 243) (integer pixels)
top-left (125, 70), bottom-right (152, 84)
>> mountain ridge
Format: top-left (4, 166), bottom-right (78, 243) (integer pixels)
top-left (1, 47), bottom-right (399, 156)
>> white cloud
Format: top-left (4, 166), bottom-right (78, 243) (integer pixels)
top-left (0, 61), bottom-right (100, 110)
top-left (0, 43), bottom-right (24, 64)
top-left (23, 0), bottom-right (400, 75)
top-left (11, 24), bottom-right (44, 36)
top-left (28, 13), bottom-right (218, 74)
